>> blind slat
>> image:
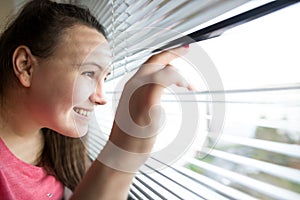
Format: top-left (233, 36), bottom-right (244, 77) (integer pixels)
top-left (217, 134), bottom-right (300, 158)
top-left (203, 149), bottom-right (300, 184)
top-left (175, 166), bottom-right (259, 200)
top-left (141, 165), bottom-right (228, 200)
top-left (142, 162), bottom-right (208, 200)
top-left (186, 157), bottom-right (300, 199)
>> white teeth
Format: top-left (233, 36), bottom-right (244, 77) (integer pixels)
top-left (74, 107), bottom-right (90, 117)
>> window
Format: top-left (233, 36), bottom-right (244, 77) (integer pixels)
top-left (84, 0), bottom-right (300, 199)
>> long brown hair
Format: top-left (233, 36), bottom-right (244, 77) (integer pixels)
top-left (0, 0), bottom-right (106, 191)
top-left (41, 129), bottom-right (88, 191)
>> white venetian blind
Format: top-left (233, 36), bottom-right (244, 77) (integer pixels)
top-left (86, 0), bottom-right (253, 80)
top-left (78, 0), bottom-right (300, 199)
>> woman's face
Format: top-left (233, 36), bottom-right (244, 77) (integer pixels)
top-left (29, 25), bottom-right (111, 137)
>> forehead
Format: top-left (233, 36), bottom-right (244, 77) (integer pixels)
top-left (82, 41), bottom-right (112, 70)
top-left (55, 25), bottom-right (109, 64)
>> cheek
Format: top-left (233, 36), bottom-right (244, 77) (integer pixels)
top-left (72, 76), bottom-right (95, 104)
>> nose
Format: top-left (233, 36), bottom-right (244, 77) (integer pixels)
top-left (89, 80), bottom-right (107, 105)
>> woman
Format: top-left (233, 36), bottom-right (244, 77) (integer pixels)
top-left (0, 0), bottom-right (191, 199)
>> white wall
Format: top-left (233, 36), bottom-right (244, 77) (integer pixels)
top-left (0, 0), bottom-right (76, 33)
top-left (0, 0), bottom-right (15, 33)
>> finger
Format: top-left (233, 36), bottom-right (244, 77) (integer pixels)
top-left (145, 45), bottom-right (190, 66)
top-left (165, 66), bottom-right (196, 91)
top-left (154, 64), bottom-right (192, 90)
top-left (136, 45), bottom-right (190, 76)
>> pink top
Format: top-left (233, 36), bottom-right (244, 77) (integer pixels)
top-left (0, 138), bottom-right (64, 200)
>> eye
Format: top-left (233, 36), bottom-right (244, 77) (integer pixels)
top-left (82, 71), bottom-right (95, 77)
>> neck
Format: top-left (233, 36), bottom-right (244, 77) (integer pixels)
top-left (0, 97), bottom-right (44, 165)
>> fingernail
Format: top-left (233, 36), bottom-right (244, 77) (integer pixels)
top-left (184, 44), bottom-right (190, 48)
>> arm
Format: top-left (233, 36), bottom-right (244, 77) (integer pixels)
top-left (70, 46), bottom-right (191, 200)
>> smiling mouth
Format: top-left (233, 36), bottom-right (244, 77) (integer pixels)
top-left (73, 107), bottom-right (91, 117)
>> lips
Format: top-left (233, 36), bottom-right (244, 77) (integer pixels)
top-left (73, 107), bottom-right (92, 117)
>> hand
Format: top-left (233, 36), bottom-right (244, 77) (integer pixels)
top-left (114, 46), bottom-right (193, 140)
top-left (125, 45), bottom-right (192, 122)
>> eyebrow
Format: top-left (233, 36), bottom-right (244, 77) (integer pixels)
top-left (81, 61), bottom-right (111, 71)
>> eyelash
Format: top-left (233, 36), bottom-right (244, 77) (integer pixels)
top-left (82, 71), bottom-right (95, 77)
top-left (82, 71), bottom-right (110, 81)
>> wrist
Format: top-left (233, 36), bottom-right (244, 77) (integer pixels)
top-left (109, 122), bottom-right (157, 153)
top-left (97, 140), bottom-right (151, 174)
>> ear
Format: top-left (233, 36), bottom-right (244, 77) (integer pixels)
top-left (12, 45), bottom-right (36, 87)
